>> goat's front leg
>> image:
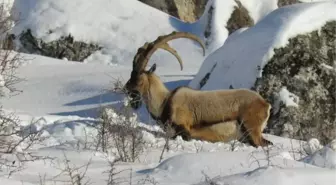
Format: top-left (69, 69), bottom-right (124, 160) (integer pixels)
top-left (171, 123), bottom-right (192, 141)
top-left (161, 119), bottom-right (191, 141)
top-left (170, 110), bottom-right (197, 141)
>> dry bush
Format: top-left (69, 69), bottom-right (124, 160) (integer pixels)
top-left (0, 48), bottom-right (50, 177)
top-left (96, 106), bottom-right (145, 163)
top-left (95, 77), bottom-right (178, 165)
top-left (94, 78), bottom-right (146, 163)
top-left (0, 114), bottom-right (50, 177)
top-left (0, 0), bottom-right (51, 177)
top-left (38, 152), bottom-right (92, 185)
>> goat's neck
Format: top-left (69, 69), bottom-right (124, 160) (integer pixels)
top-left (143, 78), bottom-right (170, 119)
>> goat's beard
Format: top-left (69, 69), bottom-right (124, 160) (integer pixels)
top-left (128, 90), bottom-right (142, 109)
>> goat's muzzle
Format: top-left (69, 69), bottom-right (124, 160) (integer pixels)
top-left (124, 86), bottom-right (142, 110)
top-left (129, 90), bottom-right (142, 109)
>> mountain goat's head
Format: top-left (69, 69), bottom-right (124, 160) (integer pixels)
top-left (123, 31), bottom-right (205, 109)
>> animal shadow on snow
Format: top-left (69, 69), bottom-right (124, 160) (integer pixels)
top-left (64, 92), bottom-right (123, 107)
top-left (51, 79), bottom-right (191, 122)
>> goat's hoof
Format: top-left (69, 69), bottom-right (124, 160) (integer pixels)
top-left (181, 133), bottom-right (192, 141)
top-left (262, 138), bottom-right (273, 146)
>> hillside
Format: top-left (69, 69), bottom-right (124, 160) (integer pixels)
top-left (0, 0), bottom-right (335, 185)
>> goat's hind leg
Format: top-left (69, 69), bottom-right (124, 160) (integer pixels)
top-left (190, 120), bottom-right (241, 143)
top-left (241, 101), bottom-right (273, 147)
top-left (189, 127), bottom-right (224, 142)
top-left (162, 120), bottom-right (192, 141)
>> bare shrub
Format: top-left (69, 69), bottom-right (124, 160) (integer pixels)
top-left (0, 1), bottom-right (17, 50)
top-left (157, 120), bottom-right (176, 163)
top-left (0, 114), bottom-right (51, 176)
top-left (0, 0), bottom-right (51, 177)
top-left (37, 152), bottom-right (92, 185)
top-left (98, 106), bottom-right (145, 163)
top-left (104, 158), bottom-right (124, 185)
top-left (94, 78), bottom-right (146, 163)
top-left (200, 171), bottom-right (220, 185)
top-left (136, 174), bottom-right (159, 185)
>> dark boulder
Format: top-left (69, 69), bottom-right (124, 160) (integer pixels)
top-left (138, 0), bottom-right (208, 23)
top-left (17, 29), bottom-right (102, 62)
top-left (278, 0), bottom-right (301, 7)
top-left (254, 21), bottom-right (336, 145)
top-left (226, 0), bottom-right (254, 35)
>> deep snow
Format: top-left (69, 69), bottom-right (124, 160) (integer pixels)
top-left (0, 0), bottom-right (335, 185)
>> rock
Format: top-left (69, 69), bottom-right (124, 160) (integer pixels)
top-left (254, 21), bottom-right (336, 145)
top-left (226, 0), bottom-right (254, 35)
top-left (174, 0), bottom-right (208, 23)
top-left (278, 0), bottom-right (301, 7)
top-left (138, 0), bottom-right (208, 23)
top-left (17, 29), bottom-right (102, 62)
top-left (200, 0), bottom-right (254, 87)
top-left (138, 0), bottom-right (180, 20)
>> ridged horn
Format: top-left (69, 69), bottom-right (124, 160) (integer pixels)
top-left (137, 31), bottom-right (206, 71)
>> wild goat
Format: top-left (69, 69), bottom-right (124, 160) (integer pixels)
top-left (123, 31), bottom-right (273, 147)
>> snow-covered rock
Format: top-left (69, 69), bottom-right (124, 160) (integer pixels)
top-left (9, 0), bottom-right (206, 66)
top-left (8, 0), bottom-right (279, 63)
top-left (189, 1), bottom-right (336, 144)
top-left (301, 139), bottom-right (336, 169)
top-left (255, 20), bottom-right (335, 144)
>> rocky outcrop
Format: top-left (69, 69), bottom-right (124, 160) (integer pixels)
top-left (226, 0), bottom-right (254, 35)
top-left (278, 0), bottom-right (301, 7)
top-left (140, 0), bottom-right (254, 31)
top-left (140, 0), bottom-right (307, 24)
top-left (17, 29), bottom-right (102, 62)
top-left (175, 0), bottom-right (208, 22)
top-left (139, 0), bottom-right (208, 22)
top-left (138, 0), bottom-right (180, 20)
top-left (254, 21), bottom-right (336, 145)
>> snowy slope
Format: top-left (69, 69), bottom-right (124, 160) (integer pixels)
top-left (0, 0), bottom-right (335, 185)
top-left (1, 0), bottom-right (277, 118)
top-left (0, 0), bottom-right (291, 118)
top-left (2, 0), bottom-right (208, 118)
top-left (1, 113), bottom-right (336, 185)
top-left (189, 1), bottom-right (336, 90)
top-left (0, 53), bottom-right (131, 117)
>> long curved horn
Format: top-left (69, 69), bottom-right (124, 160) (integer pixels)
top-left (140, 31), bottom-right (206, 71)
top-left (132, 42), bottom-right (150, 70)
top-left (157, 43), bottom-right (184, 70)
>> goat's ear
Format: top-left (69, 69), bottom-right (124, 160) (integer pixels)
top-left (148, 63), bottom-right (156, 73)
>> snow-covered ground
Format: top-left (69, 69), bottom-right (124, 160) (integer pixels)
top-left (0, 0), bottom-right (335, 185)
